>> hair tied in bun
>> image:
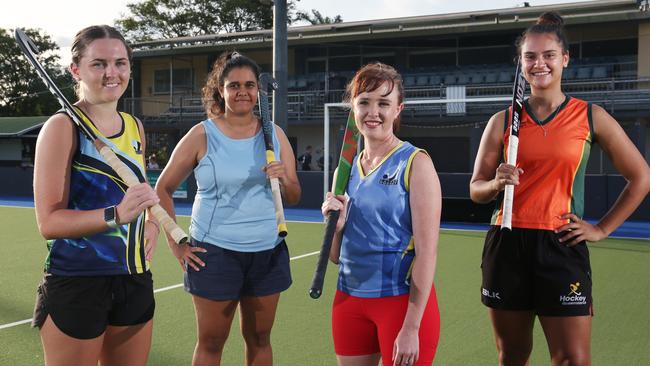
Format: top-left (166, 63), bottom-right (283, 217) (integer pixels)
top-left (537, 11), bottom-right (564, 27)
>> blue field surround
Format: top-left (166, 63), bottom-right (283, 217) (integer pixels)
top-left (2, 196), bottom-right (649, 240)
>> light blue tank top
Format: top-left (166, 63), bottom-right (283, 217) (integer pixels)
top-left (338, 141), bottom-right (423, 298)
top-left (190, 119), bottom-right (282, 252)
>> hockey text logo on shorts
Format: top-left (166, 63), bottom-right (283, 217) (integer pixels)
top-left (560, 282), bottom-right (587, 305)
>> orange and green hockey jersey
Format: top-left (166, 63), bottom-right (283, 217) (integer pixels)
top-left (492, 96), bottom-right (594, 230)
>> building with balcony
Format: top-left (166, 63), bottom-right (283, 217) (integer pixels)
top-left (124, 0), bottom-right (650, 179)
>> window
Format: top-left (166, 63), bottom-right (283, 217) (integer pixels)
top-left (409, 52), bottom-right (456, 69)
top-left (307, 59), bottom-right (327, 73)
top-left (582, 38), bottom-right (637, 58)
top-left (153, 68), bottom-right (193, 94)
top-left (330, 56), bottom-right (360, 72)
top-left (362, 55), bottom-right (396, 67)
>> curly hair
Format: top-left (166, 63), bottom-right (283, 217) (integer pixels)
top-left (202, 51), bottom-right (261, 119)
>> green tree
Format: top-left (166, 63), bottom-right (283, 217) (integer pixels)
top-left (294, 9), bottom-right (343, 25)
top-left (116, 0), bottom-right (303, 42)
top-left (0, 28), bottom-right (74, 117)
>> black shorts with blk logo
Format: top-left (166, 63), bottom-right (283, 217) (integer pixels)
top-left (480, 226), bottom-right (593, 316)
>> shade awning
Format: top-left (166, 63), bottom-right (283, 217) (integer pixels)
top-left (0, 116), bottom-right (47, 137)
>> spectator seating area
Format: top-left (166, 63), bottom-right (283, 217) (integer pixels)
top-left (142, 56), bottom-right (639, 122)
top-left (287, 56), bottom-right (636, 91)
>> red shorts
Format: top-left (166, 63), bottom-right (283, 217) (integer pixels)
top-left (332, 288), bottom-right (440, 366)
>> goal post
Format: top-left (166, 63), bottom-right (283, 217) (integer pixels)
top-left (322, 96), bottom-right (511, 200)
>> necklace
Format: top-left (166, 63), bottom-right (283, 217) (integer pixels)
top-left (527, 95), bottom-right (566, 137)
top-left (362, 137), bottom-right (400, 171)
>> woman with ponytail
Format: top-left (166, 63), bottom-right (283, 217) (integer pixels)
top-left (470, 12), bottom-right (650, 365)
top-left (32, 25), bottom-right (158, 366)
top-left (155, 51), bottom-right (300, 365)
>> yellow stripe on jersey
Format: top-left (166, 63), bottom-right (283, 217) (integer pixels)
top-left (404, 148), bottom-right (428, 192)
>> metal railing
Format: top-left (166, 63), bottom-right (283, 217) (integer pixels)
top-left (122, 76), bottom-right (650, 124)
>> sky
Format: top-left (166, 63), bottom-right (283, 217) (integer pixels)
top-left (1, 0), bottom-right (596, 66)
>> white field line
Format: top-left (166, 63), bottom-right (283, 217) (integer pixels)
top-left (0, 250), bottom-right (321, 331)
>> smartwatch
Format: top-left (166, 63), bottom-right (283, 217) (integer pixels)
top-left (104, 206), bottom-right (119, 229)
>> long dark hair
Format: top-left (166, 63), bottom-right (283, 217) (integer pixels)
top-left (202, 51), bottom-right (261, 118)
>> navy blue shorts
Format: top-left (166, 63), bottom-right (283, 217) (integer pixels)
top-left (481, 226), bottom-right (592, 316)
top-left (184, 239), bottom-right (292, 301)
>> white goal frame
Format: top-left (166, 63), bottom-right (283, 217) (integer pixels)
top-left (322, 96), bottom-right (511, 199)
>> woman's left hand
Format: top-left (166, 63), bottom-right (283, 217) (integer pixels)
top-left (392, 326), bottom-right (419, 366)
top-left (555, 213), bottom-right (607, 246)
top-left (144, 220), bottom-right (159, 261)
top-left (263, 161), bottom-right (286, 180)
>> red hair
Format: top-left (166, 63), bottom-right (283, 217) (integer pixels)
top-left (344, 63), bottom-right (404, 131)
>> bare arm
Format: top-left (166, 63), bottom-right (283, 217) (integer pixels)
top-left (470, 110), bottom-right (522, 203)
top-left (273, 125), bottom-right (301, 205)
top-left (155, 123), bottom-right (205, 238)
top-left (34, 115), bottom-right (98, 238)
top-left (154, 123), bottom-right (207, 270)
top-left (392, 152), bottom-right (441, 366)
top-left (557, 105), bottom-right (650, 244)
top-left (35, 114), bottom-right (157, 239)
top-left (404, 152), bottom-right (440, 326)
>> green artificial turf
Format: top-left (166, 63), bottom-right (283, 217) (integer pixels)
top-left (0, 206), bottom-right (648, 365)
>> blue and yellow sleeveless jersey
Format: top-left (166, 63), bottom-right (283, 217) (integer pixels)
top-left (45, 108), bottom-right (148, 276)
top-left (338, 141), bottom-right (424, 298)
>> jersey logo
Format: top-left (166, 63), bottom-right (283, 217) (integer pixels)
top-left (132, 140), bottom-right (143, 154)
top-left (379, 170), bottom-right (399, 185)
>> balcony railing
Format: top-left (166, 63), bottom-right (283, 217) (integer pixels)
top-left (123, 76), bottom-right (650, 125)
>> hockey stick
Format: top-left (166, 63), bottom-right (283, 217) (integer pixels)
top-left (309, 111), bottom-right (359, 299)
top-left (258, 73), bottom-right (288, 237)
top-left (501, 58), bottom-right (526, 230)
top-left (15, 28), bottom-right (188, 244)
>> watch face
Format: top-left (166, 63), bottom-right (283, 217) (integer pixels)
top-left (104, 206), bottom-right (116, 222)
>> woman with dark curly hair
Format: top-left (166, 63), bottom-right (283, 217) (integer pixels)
top-left (155, 51), bottom-right (300, 365)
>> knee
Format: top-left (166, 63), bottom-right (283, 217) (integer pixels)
top-left (496, 340), bottom-right (532, 366)
top-left (552, 350), bottom-right (591, 366)
top-left (197, 334), bottom-right (229, 354)
top-left (498, 350), bottom-right (532, 366)
top-left (242, 329), bottom-right (272, 348)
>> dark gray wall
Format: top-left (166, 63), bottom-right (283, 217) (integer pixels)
top-left (0, 167), bottom-right (34, 196)
top-left (291, 172), bottom-right (650, 222)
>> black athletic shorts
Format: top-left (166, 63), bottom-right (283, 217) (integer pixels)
top-left (480, 226), bottom-right (593, 316)
top-left (32, 271), bottom-right (155, 339)
top-left (184, 239), bottom-right (292, 301)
